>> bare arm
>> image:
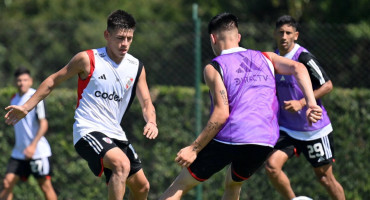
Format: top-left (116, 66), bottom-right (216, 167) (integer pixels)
top-left (175, 64), bottom-right (229, 167)
top-left (300, 80), bottom-right (333, 106)
top-left (23, 118), bottom-right (48, 159)
top-left (136, 66), bottom-right (158, 139)
top-left (285, 80), bottom-right (333, 112)
top-left (265, 52), bottom-right (322, 123)
top-left (5, 51), bottom-right (90, 125)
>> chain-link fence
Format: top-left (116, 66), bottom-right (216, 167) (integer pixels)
top-left (0, 20), bottom-right (369, 89)
top-left (131, 21), bottom-right (369, 88)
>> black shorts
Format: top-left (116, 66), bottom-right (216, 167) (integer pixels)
top-left (274, 130), bottom-right (336, 168)
top-left (74, 131), bottom-right (142, 183)
top-left (188, 140), bottom-right (273, 182)
top-left (6, 157), bottom-right (53, 181)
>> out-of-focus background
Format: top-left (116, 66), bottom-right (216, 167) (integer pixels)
top-left (0, 0), bottom-right (369, 199)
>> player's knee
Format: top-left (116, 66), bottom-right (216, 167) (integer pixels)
top-left (40, 184), bottom-right (51, 194)
top-left (315, 173), bottom-right (333, 187)
top-left (265, 161), bottom-right (280, 176)
top-left (139, 181), bottom-right (150, 194)
top-left (112, 161), bottom-right (130, 178)
top-left (2, 178), bottom-right (14, 191)
top-left (129, 180), bottom-right (149, 199)
top-left (38, 179), bottom-right (53, 193)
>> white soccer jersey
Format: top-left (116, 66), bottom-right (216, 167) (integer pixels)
top-left (73, 47), bottom-right (142, 144)
top-left (10, 88), bottom-right (52, 160)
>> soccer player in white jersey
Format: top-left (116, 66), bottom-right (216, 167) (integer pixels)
top-left (0, 67), bottom-right (57, 200)
top-left (4, 10), bottom-right (158, 200)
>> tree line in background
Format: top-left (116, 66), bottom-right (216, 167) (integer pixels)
top-left (0, 0), bottom-right (369, 88)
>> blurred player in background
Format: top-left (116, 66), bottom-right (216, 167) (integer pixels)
top-left (0, 67), bottom-right (57, 200)
top-left (160, 12), bottom-right (322, 200)
top-left (4, 10), bottom-right (158, 200)
top-left (265, 15), bottom-right (345, 200)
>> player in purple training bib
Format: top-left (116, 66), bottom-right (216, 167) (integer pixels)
top-left (265, 15), bottom-right (345, 200)
top-left (160, 12), bottom-right (322, 200)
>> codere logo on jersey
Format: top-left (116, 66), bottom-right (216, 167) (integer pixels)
top-left (94, 91), bottom-right (122, 102)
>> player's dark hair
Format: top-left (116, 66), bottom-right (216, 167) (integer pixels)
top-left (208, 12), bottom-right (238, 34)
top-left (14, 67), bottom-right (30, 78)
top-left (107, 10), bottom-right (136, 33)
top-left (275, 15), bottom-right (299, 31)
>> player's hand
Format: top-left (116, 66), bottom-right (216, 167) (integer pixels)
top-left (306, 105), bottom-right (322, 126)
top-left (24, 145), bottom-right (36, 160)
top-left (175, 146), bottom-right (197, 168)
top-left (284, 100), bottom-right (303, 112)
top-left (4, 105), bottom-right (28, 125)
top-left (143, 122), bottom-right (158, 139)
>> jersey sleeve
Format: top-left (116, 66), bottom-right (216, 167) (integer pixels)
top-left (298, 52), bottom-right (330, 89)
top-left (262, 52), bottom-right (275, 76)
top-left (209, 60), bottom-right (223, 80)
top-left (35, 100), bottom-right (47, 120)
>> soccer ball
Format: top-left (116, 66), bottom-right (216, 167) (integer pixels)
top-left (291, 196), bottom-right (313, 200)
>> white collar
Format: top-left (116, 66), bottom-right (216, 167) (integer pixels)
top-left (18, 88), bottom-right (34, 97)
top-left (281, 44), bottom-right (301, 59)
top-left (220, 47), bottom-right (247, 55)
